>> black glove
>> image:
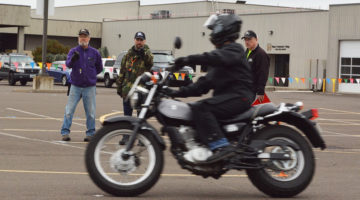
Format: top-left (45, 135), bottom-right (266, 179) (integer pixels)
top-left (163, 87), bottom-right (182, 97)
top-left (70, 51), bottom-right (80, 63)
top-left (174, 57), bottom-right (189, 71)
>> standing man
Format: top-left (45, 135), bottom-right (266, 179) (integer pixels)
top-left (242, 30), bottom-right (270, 103)
top-left (116, 31), bottom-right (153, 115)
top-left (61, 29), bottom-right (103, 142)
top-left (116, 31), bottom-right (153, 144)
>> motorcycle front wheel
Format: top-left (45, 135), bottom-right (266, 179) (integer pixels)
top-left (85, 122), bottom-right (164, 197)
top-left (246, 125), bottom-right (315, 198)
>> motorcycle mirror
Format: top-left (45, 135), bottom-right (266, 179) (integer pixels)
top-left (174, 37), bottom-right (182, 49)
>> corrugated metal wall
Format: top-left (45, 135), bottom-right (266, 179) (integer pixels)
top-left (327, 4), bottom-right (360, 92)
top-left (102, 11), bottom-right (328, 89)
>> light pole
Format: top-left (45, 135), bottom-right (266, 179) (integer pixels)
top-left (40, 0), bottom-right (48, 76)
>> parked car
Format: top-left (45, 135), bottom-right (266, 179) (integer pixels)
top-left (151, 50), bottom-right (195, 87)
top-left (97, 58), bottom-right (116, 88)
top-left (46, 61), bottom-right (71, 86)
top-left (0, 53), bottom-right (40, 86)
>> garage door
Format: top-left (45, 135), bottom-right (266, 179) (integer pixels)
top-left (339, 41), bottom-right (360, 93)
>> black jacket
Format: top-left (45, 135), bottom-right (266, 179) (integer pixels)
top-left (175, 42), bottom-right (255, 104)
top-left (245, 45), bottom-right (270, 95)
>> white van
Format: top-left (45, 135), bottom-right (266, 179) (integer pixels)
top-left (97, 58), bottom-right (116, 88)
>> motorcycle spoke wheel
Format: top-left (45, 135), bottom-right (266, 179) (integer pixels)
top-left (94, 129), bottom-right (156, 186)
top-left (262, 137), bottom-right (305, 182)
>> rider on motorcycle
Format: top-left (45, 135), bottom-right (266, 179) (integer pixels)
top-left (166, 14), bottom-right (255, 163)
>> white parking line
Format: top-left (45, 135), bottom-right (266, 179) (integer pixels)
top-left (2, 129), bottom-right (83, 133)
top-left (322, 130), bottom-right (360, 138)
top-left (318, 108), bottom-right (360, 115)
top-left (0, 131), bottom-right (86, 150)
top-left (0, 169), bottom-right (247, 178)
top-left (6, 107), bottom-right (85, 127)
top-left (318, 118), bottom-right (360, 125)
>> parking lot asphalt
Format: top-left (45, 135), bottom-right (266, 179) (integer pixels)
top-left (0, 80), bottom-right (359, 200)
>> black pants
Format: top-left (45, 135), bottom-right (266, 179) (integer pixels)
top-left (190, 96), bottom-right (252, 148)
top-left (123, 98), bottom-right (133, 116)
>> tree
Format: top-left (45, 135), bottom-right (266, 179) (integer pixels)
top-left (98, 46), bottom-right (109, 58)
top-left (32, 39), bottom-right (70, 63)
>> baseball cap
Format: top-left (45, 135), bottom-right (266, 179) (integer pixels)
top-left (241, 30), bottom-right (257, 39)
top-left (78, 29), bottom-right (90, 36)
top-left (134, 31), bottom-right (146, 40)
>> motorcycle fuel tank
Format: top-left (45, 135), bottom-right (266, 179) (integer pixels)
top-left (158, 99), bottom-right (193, 121)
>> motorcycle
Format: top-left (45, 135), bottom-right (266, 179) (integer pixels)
top-left (85, 38), bottom-right (326, 197)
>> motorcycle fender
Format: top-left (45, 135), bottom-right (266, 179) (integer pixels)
top-left (101, 115), bottom-right (166, 150)
top-left (264, 112), bottom-right (326, 150)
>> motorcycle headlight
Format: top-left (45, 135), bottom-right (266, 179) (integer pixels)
top-left (130, 92), bottom-right (139, 108)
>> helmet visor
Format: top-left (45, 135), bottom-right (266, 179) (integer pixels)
top-left (203, 14), bottom-right (218, 30)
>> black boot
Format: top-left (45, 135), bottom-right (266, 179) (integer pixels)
top-left (206, 145), bottom-right (236, 163)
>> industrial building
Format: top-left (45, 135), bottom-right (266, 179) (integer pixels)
top-left (0, 1), bottom-right (359, 93)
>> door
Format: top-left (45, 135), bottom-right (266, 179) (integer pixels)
top-left (274, 54), bottom-right (290, 87)
top-left (338, 41), bottom-right (360, 93)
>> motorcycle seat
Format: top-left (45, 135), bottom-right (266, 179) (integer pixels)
top-left (219, 103), bottom-right (277, 124)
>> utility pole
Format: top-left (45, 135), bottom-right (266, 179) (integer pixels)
top-left (33, 0), bottom-right (54, 91)
top-left (40, 0), bottom-right (48, 76)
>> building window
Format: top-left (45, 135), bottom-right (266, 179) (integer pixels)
top-left (151, 10), bottom-right (171, 19)
top-left (222, 9), bottom-right (235, 14)
top-left (340, 57), bottom-right (360, 83)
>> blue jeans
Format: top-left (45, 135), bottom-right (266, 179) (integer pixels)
top-left (61, 85), bottom-right (96, 136)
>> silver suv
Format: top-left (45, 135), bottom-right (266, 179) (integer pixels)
top-left (0, 54), bottom-right (40, 86)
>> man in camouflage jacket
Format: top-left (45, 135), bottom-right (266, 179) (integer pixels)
top-left (116, 31), bottom-right (153, 117)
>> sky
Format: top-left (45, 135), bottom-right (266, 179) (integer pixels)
top-left (1, 0), bottom-right (360, 10)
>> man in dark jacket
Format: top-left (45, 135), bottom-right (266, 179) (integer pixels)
top-left (242, 30), bottom-right (270, 103)
top-left (116, 31), bottom-right (153, 116)
top-left (116, 31), bottom-right (153, 145)
top-left (60, 29), bottom-right (103, 142)
top-left (166, 14), bottom-right (255, 163)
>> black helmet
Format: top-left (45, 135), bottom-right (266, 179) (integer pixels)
top-left (204, 14), bottom-right (242, 46)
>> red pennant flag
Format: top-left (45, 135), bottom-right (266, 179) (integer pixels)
top-left (350, 78), bottom-right (354, 83)
top-left (46, 63), bottom-right (51, 70)
top-left (275, 77), bottom-right (280, 84)
top-left (338, 78), bottom-right (342, 84)
top-left (62, 64), bottom-right (66, 71)
top-left (109, 68), bottom-right (113, 72)
top-left (252, 93), bottom-right (271, 106)
top-left (181, 73), bottom-right (185, 80)
top-left (14, 62), bottom-right (19, 69)
top-left (301, 78), bottom-right (305, 83)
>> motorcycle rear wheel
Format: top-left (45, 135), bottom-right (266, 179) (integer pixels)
top-left (246, 125), bottom-right (315, 198)
top-left (85, 122), bottom-right (164, 197)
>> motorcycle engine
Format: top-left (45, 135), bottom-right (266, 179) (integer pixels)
top-left (178, 126), bottom-right (213, 162)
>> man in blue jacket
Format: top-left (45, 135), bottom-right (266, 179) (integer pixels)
top-left (61, 29), bottom-right (103, 142)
